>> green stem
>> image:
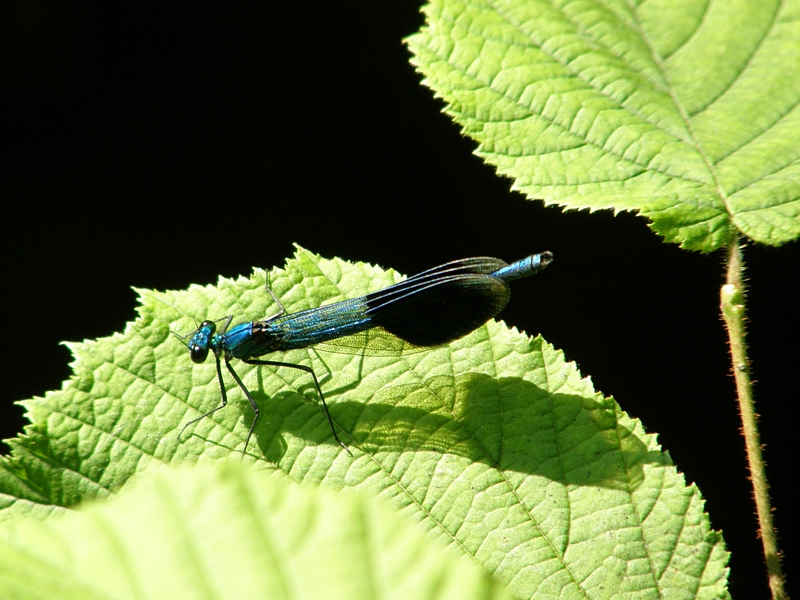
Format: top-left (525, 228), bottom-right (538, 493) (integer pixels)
top-left (721, 239), bottom-right (787, 600)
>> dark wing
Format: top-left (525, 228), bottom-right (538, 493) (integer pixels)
top-left (273, 257), bottom-right (512, 355)
top-left (365, 273), bottom-right (510, 346)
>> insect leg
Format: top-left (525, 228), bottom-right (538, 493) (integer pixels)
top-left (243, 358), bottom-right (351, 455)
top-left (178, 353), bottom-right (230, 442)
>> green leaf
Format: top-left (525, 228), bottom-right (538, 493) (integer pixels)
top-left (0, 462), bottom-right (512, 600)
top-left (0, 247), bottom-right (730, 598)
top-left (406, 0), bottom-right (800, 251)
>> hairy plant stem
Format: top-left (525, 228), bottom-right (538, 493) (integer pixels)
top-left (721, 239), bottom-right (786, 600)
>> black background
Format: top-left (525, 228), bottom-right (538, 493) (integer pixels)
top-left (3, 3), bottom-right (797, 598)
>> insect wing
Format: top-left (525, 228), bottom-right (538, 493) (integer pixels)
top-left (269, 258), bottom-right (513, 356)
top-left (365, 273), bottom-right (510, 346)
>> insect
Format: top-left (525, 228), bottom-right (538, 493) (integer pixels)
top-left (180, 252), bottom-right (553, 455)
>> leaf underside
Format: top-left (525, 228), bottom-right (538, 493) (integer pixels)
top-left (407, 0), bottom-right (800, 251)
top-left (0, 464), bottom-right (513, 600)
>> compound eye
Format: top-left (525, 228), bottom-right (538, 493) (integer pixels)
top-left (190, 345), bottom-right (209, 364)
